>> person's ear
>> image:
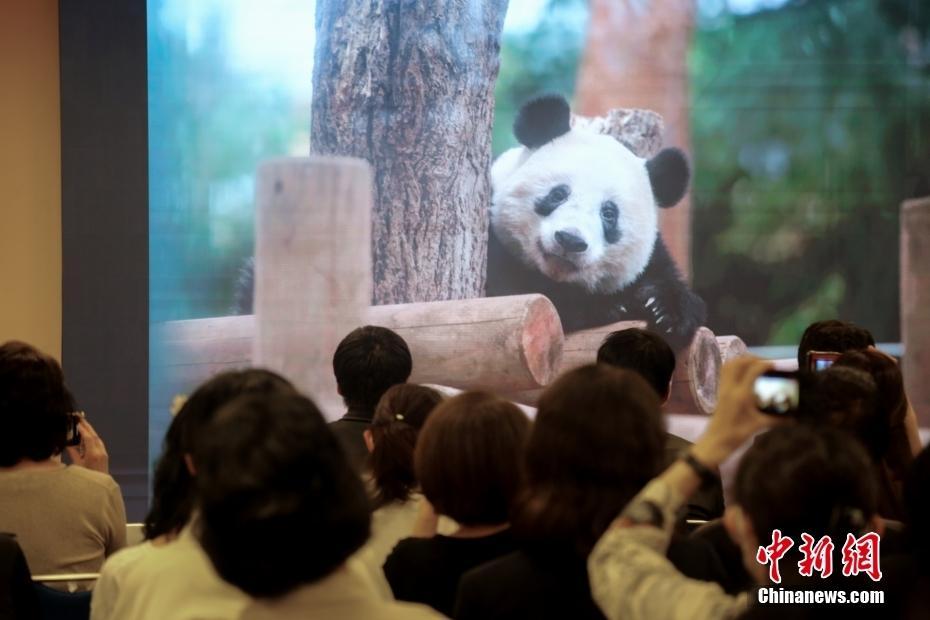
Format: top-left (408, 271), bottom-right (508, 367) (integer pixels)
top-left (867, 514), bottom-right (885, 537)
top-left (363, 428), bottom-right (374, 453)
top-left (183, 453), bottom-right (196, 476)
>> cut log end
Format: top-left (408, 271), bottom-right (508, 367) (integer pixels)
top-left (668, 326), bottom-right (721, 415)
top-left (520, 296), bottom-right (565, 387)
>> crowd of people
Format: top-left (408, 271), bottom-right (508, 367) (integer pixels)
top-left (0, 319), bottom-right (927, 619)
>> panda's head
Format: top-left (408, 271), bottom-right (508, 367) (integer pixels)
top-left (490, 95), bottom-right (690, 292)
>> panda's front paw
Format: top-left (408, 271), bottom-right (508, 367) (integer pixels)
top-left (636, 286), bottom-right (705, 350)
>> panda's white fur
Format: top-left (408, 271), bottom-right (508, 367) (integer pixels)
top-left (490, 127), bottom-right (658, 294)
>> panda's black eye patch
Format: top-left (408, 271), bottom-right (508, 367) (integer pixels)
top-left (601, 201), bottom-right (621, 244)
top-left (534, 184), bottom-right (570, 216)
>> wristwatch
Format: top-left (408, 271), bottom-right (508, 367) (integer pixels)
top-left (621, 499), bottom-right (665, 528)
top-left (681, 451), bottom-right (718, 489)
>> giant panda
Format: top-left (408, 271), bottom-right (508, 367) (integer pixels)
top-left (486, 94), bottom-right (706, 349)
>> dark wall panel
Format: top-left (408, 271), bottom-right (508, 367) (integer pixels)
top-left (59, 0), bottom-right (149, 520)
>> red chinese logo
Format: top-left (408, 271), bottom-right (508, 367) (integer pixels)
top-left (756, 529), bottom-right (794, 584)
top-left (841, 532), bottom-right (882, 582)
top-left (797, 533), bottom-right (834, 578)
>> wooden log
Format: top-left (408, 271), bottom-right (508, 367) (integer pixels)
top-left (665, 327), bottom-right (721, 415)
top-left (151, 293), bottom-right (564, 410)
top-left (253, 157), bottom-right (373, 419)
top-left (364, 294), bottom-right (563, 392)
top-left (505, 322), bottom-right (721, 415)
top-left (715, 335), bottom-right (748, 364)
top-left (901, 197), bottom-right (930, 427)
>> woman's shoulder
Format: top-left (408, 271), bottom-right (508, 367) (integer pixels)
top-left (63, 465), bottom-right (121, 493)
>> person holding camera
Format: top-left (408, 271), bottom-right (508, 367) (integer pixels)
top-left (0, 341), bottom-right (126, 578)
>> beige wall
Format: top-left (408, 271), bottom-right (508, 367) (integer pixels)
top-left (0, 0), bottom-right (61, 358)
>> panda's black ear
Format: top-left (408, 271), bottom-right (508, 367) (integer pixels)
top-left (647, 148), bottom-right (690, 208)
top-left (513, 94), bottom-right (571, 149)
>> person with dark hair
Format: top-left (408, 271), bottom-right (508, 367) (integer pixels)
top-left (596, 328), bottom-right (724, 521)
top-left (91, 369), bottom-right (297, 620)
top-left (884, 445), bottom-right (930, 618)
top-left (0, 341), bottom-right (126, 578)
top-left (796, 319), bottom-right (874, 370)
top-left (383, 391), bottom-right (530, 616)
top-left (588, 358), bottom-right (884, 620)
top-left (330, 325), bottom-right (413, 472)
top-left (196, 393), bottom-right (440, 619)
top-left (831, 348), bottom-right (922, 479)
top-left (455, 365), bottom-right (726, 620)
top-left (355, 384), bottom-right (447, 592)
top-left (798, 363), bottom-right (905, 520)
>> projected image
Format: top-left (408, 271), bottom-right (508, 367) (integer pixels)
top-left (148, 0), bottom-right (929, 452)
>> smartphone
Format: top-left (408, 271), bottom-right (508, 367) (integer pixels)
top-left (754, 370), bottom-right (800, 415)
top-left (65, 412), bottom-right (83, 446)
top-left (807, 351), bottom-right (840, 372)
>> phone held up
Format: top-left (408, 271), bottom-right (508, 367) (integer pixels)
top-left (753, 370), bottom-right (800, 416)
top-left (65, 411), bottom-right (84, 446)
top-left (807, 350), bottom-right (840, 372)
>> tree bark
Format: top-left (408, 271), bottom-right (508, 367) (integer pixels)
top-left (311, 0), bottom-right (509, 304)
top-left (575, 0), bottom-right (695, 278)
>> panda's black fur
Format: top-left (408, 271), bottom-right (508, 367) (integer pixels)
top-left (486, 95), bottom-right (706, 349)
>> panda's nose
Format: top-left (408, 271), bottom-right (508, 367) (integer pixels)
top-left (555, 229), bottom-right (588, 253)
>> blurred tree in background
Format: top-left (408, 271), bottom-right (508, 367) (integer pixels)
top-left (492, 0), bottom-right (589, 156)
top-left (690, 0), bottom-right (930, 344)
top-left (149, 1), bottom-right (307, 322)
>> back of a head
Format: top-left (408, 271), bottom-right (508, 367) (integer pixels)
top-left (517, 364), bottom-right (665, 555)
top-left (196, 393), bottom-right (370, 598)
top-left (332, 326), bottom-right (412, 413)
top-left (832, 349), bottom-right (908, 429)
top-left (368, 383), bottom-right (444, 507)
top-left (0, 341), bottom-right (75, 467)
top-left (799, 366), bottom-right (883, 458)
top-left (735, 425), bottom-right (878, 544)
top-left (144, 368), bottom-right (298, 539)
top-left (415, 391), bottom-right (530, 526)
top-left (797, 320), bottom-right (875, 369)
top-left (596, 328), bottom-right (676, 400)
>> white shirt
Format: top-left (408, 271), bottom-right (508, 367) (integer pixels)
top-left (90, 524), bottom-right (248, 620)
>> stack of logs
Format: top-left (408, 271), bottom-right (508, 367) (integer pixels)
top-left (151, 157), bottom-right (747, 420)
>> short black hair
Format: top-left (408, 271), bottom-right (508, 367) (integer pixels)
top-left (196, 393), bottom-right (370, 598)
top-left (415, 391), bottom-right (530, 525)
top-left (0, 341), bottom-right (76, 467)
top-left (734, 425), bottom-right (878, 543)
top-left (596, 328), bottom-right (676, 400)
top-left (516, 364), bottom-right (665, 555)
top-left (332, 326), bottom-right (412, 413)
top-left (797, 320), bottom-right (875, 369)
top-left (144, 369), bottom-right (297, 540)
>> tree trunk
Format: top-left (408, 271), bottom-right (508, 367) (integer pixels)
top-left (901, 196), bottom-right (930, 427)
top-left (575, 0), bottom-right (695, 278)
top-left (311, 0), bottom-right (509, 304)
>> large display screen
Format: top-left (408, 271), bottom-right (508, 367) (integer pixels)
top-left (148, 0), bottom-right (929, 457)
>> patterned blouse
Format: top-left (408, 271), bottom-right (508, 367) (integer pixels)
top-left (588, 478), bottom-right (751, 620)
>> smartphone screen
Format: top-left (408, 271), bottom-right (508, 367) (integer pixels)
top-left (754, 371), bottom-right (800, 415)
top-left (807, 351), bottom-right (841, 372)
